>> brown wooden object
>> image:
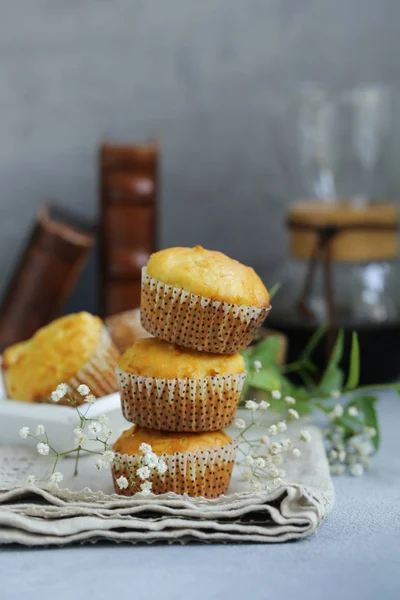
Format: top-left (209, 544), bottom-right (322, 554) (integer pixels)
top-left (99, 143), bottom-right (158, 317)
top-left (0, 203), bottom-right (94, 350)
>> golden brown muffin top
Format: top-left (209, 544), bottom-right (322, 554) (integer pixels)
top-left (3, 312), bottom-right (103, 402)
top-left (114, 425), bottom-right (233, 456)
top-left (118, 337), bottom-right (246, 379)
top-left (146, 245), bottom-right (270, 308)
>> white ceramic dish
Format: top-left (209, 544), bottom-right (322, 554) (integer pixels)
top-left (0, 367), bottom-right (122, 452)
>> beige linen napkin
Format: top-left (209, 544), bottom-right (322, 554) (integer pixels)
top-left (0, 425), bottom-right (334, 545)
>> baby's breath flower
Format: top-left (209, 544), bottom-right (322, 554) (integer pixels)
top-left (51, 391), bottom-right (61, 402)
top-left (77, 384), bottom-right (90, 397)
top-left (364, 427), bottom-right (377, 438)
top-left (26, 474), bottom-right (36, 485)
top-left (157, 460), bottom-right (168, 475)
top-left (95, 458), bottom-right (107, 470)
top-left (50, 472), bottom-right (63, 484)
top-left (102, 426), bottom-right (112, 438)
top-left (348, 406), bottom-right (359, 417)
top-left (269, 442), bottom-right (282, 455)
top-left (102, 450), bottom-right (115, 463)
top-left (288, 408), bottom-right (299, 420)
top-left (260, 435), bottom-right (270, 445)
top-left (277, 421), bottom-right (287, 433)
top-left (361, 457), bottom-right (372, 470)
top-left (259, 400), bottom-right (270, 410)
top-left (253, 360), bottom-right (262, 372)
top-left (73, 428), bottom-right (87, 447)
top-left (99, 414), bottom-right (109, 425)
top-left (37, 442), bottom-right (50, 456)
top-left (143, 452), bottom-right (159, 469)
top-left (350, 463), bottom-right (364, 477)
top-left (284, 396), bottom-right (296, 405)
top-left (271, 454), bottom-right (283, 465)
top-left (245, 400), bottom-right (258, 411)
top-left (56, 383), bottom-right (68, 399)
top-left (330, 464), bottom-right (345, 476)
top-left (88, 422), bottom-right (102, 435)
top-left (116, 475), bottom-right (129, 490)
top-left (235, 418), bottom-right (246, 430)
top-left (36, 424), bottom-right (46, 436)
top-left (139, 443), bottom-right (152, 455)
top-left (255, 457), bottom-right (266, 468)
top-left (268, 424), bottom-right (278, 436)
top-left (272, 477), bottom-right (282, 487)
top-left (281, 439), bottom-right (292, 451)
top-left (300, 430), bottom-right (311, 443)
top-left (85, 394), bottom-right (96, 405)
top-left (140, 481), bottom-right (153, 495)
top-left (137, 466), bottom-right (151, 480)
top-left (292, 448), bottom-right (301, 458)
top-left (269, 464), bottom-right (280, 477)
top-left (329, 405), bottom-right (344, 421)
top-left (338, 450), bottom-right (346, 463)
top-left (271, 390), bottom-right (282, 400)
top-left (252, 482), bottom-right (261, 491)
top-left (245, 455), bottom-right (254, 465)
top-left (331, 390), bottom-right (341, 399)
top-left (19, 427), bottom-right (30, 439)
top-left (329, 449), bottom-right (338, 461)
top-left (359, 442), bottom-right (374, 457)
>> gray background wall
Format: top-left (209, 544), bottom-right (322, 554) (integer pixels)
top-left (0, 0), bottom-right (399, 314)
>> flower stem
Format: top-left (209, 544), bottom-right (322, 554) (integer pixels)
top-left (74, 448), bottom-right (80, 477)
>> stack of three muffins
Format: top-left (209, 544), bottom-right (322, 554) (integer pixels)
top-left (112, 246), bottom-right (271, 498)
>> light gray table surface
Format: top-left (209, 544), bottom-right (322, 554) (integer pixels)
top-left (0, 391), bottom-right (399, 600)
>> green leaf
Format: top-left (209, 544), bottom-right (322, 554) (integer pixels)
top-left (247, 365), bottom-right (282, 392)
top-left (240, 352), bottom-right (251, 400)
top-left (318, 330), bottom-right (344, 393)
top-left (300, 323), bottom-right (329, 361)
top-left (329, 329), bottom-right (345, 367)
top-left (357, 395), bottom-right (380, 451)
top-left (338, 415), bottom-right (365, 436)
top-left (318, 365), bottom-right (344, 393)
top-left (247, 337), bottom-right (281, 366)
top-left (269, 282), bottom-right (281, 300)
top-left (345, 332), bottom-right (360, 391)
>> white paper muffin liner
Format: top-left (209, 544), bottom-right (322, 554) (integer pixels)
top-left (112, 440), bottom-right (238, 498)
top-left (140, 268), bottom-right (271, 354)
top-left (116, 367), bottom-right (246, 432)
top-left (41, 327), bottom-right (120, 405)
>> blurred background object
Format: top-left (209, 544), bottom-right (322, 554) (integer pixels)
top-left (100, 142), bottom-right (158, 316)
top-left (0, 203), bottom-right (93, 351)
top-left (268, 84), bottom-right (400, 383)
top-left (105, 308), bottom-right (152, 354)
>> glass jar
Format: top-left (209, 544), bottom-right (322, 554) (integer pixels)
top-left (268, 84), bottom-right (400, 384)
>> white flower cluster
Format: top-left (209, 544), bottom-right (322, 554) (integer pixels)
top-left (19, 383), bottom-right (113, 489)
top-left (51, 383), bottom-right (69, 403)
top-left (325, 404), bottom-right (377, 477)
top-left (95, 449), bottom-right (116, 470)
top-left (115, 442), bottom-right (167, 495)
top-left (233, 394), bottom-right (310, 492)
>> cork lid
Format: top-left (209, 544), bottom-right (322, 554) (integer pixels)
top-left (288, 200), bottom-right (398, 262)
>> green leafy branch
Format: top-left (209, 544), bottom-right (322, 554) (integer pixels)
top-left (242, 325), bottom-right (400, 473)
